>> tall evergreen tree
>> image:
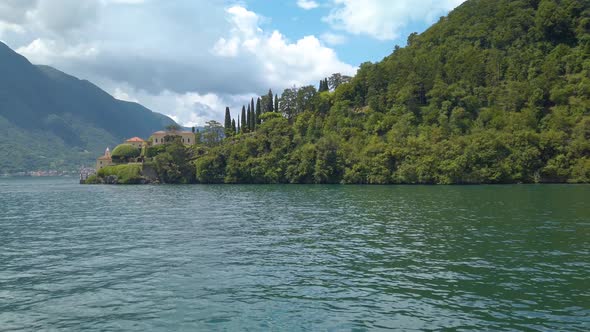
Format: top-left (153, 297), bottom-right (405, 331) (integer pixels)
top-left (224, 107), bottom-right (232, 136)
top-left (241, 105), bottom-right (247, 133)
top-left (318, 78), bottom-right (330, 92)
top-left (251, 98), bottom-right (255, 118)
top-left (237, 115), bottom-right (240, 134)
top-left (256, 98), bottom-right (262, 124)
top-left (274, 93), bottom-right (279, 112)
top-left (231, 119), bottom-right (236, 135)
top-left (246, 104), bottom-right (251, 131)
top-left (267, 89), bottom-right (274, 112)
top-left (250, 106), bottom-right (255, 131)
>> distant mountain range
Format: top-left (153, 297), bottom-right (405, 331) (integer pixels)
top-left (0, 42), bottom-right (176, 173)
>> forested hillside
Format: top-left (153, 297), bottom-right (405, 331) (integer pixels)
top-left (0, 42), bottom-right (176, 173)
top-left (187, 0), bottom-right (589, 184)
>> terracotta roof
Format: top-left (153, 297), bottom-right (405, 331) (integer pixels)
top-left (126, 137), bottom-right (145, 142)
top-left (97, 155), bottom-right (112, 160)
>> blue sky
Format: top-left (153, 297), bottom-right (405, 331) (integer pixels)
top-left (247, 0), bottom-right (407, 65)
top-left (0, 0), bottom-right (465, 125)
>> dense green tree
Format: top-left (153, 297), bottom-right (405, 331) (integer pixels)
top-left (111, 144), bottom-right (140, 163)
top-left (246, 104), bottom-right (252, 132)
top-left (267, 89), bottom-right (274, 112)
top-left (202, 120), bottom-right (224, 146)
top-left (224, 107), bottom-right (232, 136)
top-left (328, 73), bottom-right (352, 90)
top-left (241, 106), bottom-right (247, 133)
top-left (195, 153), bottom-right (225, 183)
top-left (153, 139), bottom-right (195, 184)
top-left (319, 78), bottom-right (330, 92)
top-left (250, 105), bottom-right (256, 131)
top-left (318, 79), bottom-right (325, 92)
top-left (279, 87), bottom-right (298, 120)
top-left (256, 98), bottom-right (262, 124)
top-left (296, 85), bottom-right (317, 114)
top-left (155, 0), bottom-right (590, 185)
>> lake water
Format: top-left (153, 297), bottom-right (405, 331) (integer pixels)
top-left (0, 177), bottom-right (589, 331)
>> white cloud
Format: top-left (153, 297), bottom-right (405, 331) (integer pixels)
top-left (28, 0), bottom-right (100, 34)
top-left (325, 0), bottom-right (466, 40)
top-left (0, 1), bottom-right (358, 126)
top-left (0, 21), bottom-right (25, 37)
top-left (105, 82), bottom-right (255, 127)
top-left (320, 32), bottom-right (347, 45)
top-left (112, 87), bottom-right (138, 102)
top-left (0, 0), bottom-right (37, 24)
top-left (212, 37), bottom-right (240, 56)
top-left (118, 4), bottom-right (358, 126)
top-left (297, 0), bottom-right (319, 10)
top-left (16, 38), bottom-right (100, 62)
top-left (213, 5), bottom-right (356, 89)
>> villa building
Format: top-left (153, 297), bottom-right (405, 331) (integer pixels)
top-left (92, 130), bottom-right (195, 172)
top-left (151, 130), bottom-right (196, 146)
top-left (125, 137), bottom-right (146, 148)
top-left (96, 147), bottom-right (113, 170)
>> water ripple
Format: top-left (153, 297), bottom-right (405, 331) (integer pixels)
top-left (1, 178), bottom-right (589, 331)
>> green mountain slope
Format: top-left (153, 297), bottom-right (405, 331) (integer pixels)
top-left (0, 42), bottom-right (175, 173)
top-left (193, 0), bottom-right (589, 184)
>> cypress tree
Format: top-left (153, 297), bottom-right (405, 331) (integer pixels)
top-left (246, 104), bottom-right (251, 131)
top-left (319, 78), bottom-right (330, 92)
top-left (256, 98), bottom-right (262, 124)
top-left (274, 94), bottom-right (279, 113)
top-left (231, 119), bottom-right (236, 134)
top-left (224, 107), bottom-right (232, 136)
top-left (267, 89), bottom-right (274, 112)
top-left (250, 106), bottom-right (256, 131)
top-left (241, 105), bottom-right (247, 133)
top-left (251, 98), bottom-right (255, 118)
top-left (237, 115), bottom-right (240, 134)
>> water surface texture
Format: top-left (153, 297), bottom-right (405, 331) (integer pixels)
top-left (1, 177), bottom-right (589, 331)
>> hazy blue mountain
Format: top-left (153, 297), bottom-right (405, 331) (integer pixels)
top-left (0, 42), bottom-right (176, 173)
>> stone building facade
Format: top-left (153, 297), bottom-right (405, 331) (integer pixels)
top-left (151, 131), bottom-right (196, 146)
top-left (96, 147), bottom-right (113, 170)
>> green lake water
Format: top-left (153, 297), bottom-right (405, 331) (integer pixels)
top-left (1, 177), bottom-right (589, 331)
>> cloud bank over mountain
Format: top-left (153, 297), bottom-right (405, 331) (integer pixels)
top-left (0, 0), bottom-right (464, 126)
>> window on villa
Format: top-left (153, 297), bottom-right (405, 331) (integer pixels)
top-left (188, 138), bottom-right (190, 143)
